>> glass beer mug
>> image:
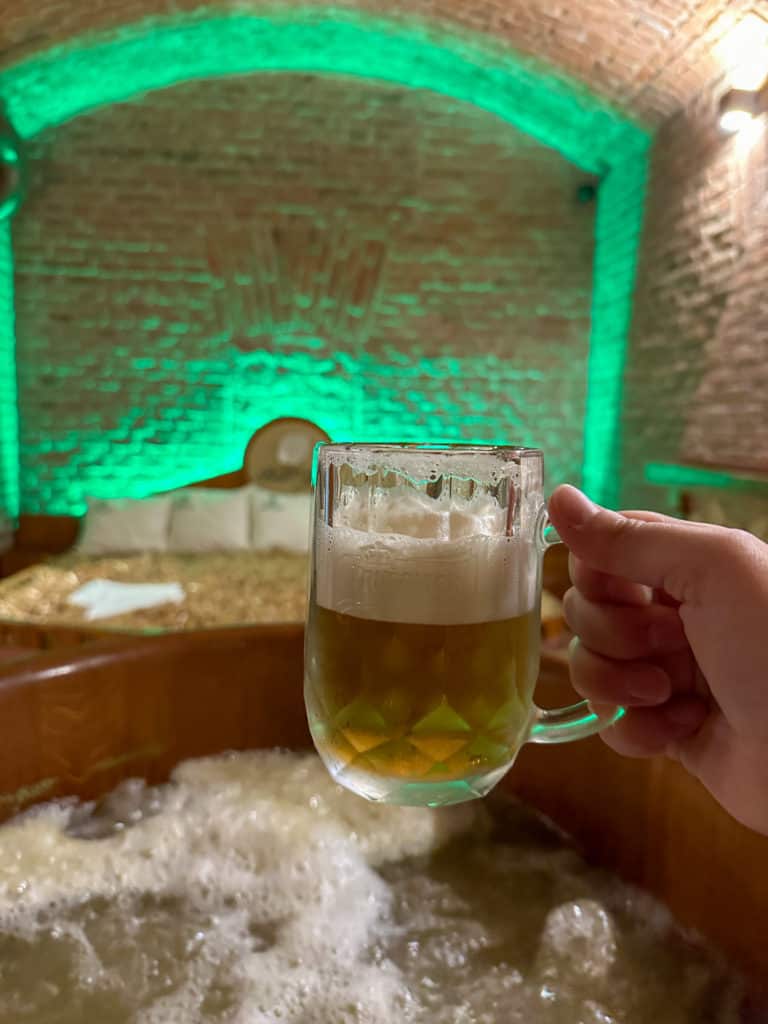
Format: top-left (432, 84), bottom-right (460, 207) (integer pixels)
top-left (304, 443), bottom-right (622, 806)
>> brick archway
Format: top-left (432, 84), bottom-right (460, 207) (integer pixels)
top-left (0, 11), bottom-right (649, 514)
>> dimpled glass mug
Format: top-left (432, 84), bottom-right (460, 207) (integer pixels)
top-left (304, 443), bottom-right (623, 806)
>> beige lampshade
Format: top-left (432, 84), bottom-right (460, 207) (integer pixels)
top-left (244, 417), bottom-right (330, 493)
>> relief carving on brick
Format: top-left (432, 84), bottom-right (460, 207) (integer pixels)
top-left (205, 220), bottom-right (388, 359)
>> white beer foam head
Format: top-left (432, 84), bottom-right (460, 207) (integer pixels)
top-left (320, 444), bottom-right (530, 491)
top-left (316, 488), bottom-right (537, 625)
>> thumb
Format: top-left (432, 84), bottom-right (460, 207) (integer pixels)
top-left (548, 485), bottom-right (722, 602)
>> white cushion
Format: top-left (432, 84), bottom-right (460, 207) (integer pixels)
top-left (78, 496), bottom-right (173, 554)
top-left (251, 487), bottom-right (312, 553)
top-left (168, 487), bottom-right (250, 553)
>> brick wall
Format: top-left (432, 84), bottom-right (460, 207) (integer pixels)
top-left (12, 72), bottom-right (596, 513)
top-left (0, 0), bottom-right (751, 124)
top-left (621, 83), bottom-right (768, 530)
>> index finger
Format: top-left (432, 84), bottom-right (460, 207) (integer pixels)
top-left (549, 485), bottom-right (722, 601)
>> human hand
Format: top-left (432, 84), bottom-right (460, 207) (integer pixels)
top-left (548, 484), bottom-right (768, 835)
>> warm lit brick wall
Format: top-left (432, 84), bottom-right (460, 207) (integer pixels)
top-left (12, 73), bottom-right (596, 513)
top-left (621, 82), bottom-right (768, 528)
top-left (0, 0), bottom-right (752, 125)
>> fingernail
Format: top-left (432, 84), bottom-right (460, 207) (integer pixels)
top-left (563, 487), bottom-right (599, 529)
top-left (665, 699), bottom-right (706, 729)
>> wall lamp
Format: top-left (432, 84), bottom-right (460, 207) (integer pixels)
top-left (717, 11), bottom-right (768, 134)
top-left (719, 80), bottom-right (768, 133)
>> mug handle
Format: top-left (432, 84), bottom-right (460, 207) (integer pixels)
top-left (529, 510), bottom-right (625, 745)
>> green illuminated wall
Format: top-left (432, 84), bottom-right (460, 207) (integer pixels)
top-left (0, 222), bottom-right (18, 515)
top-left (645, 463), bottom-right (768, 495)
top-left (0, 12), bottom-right (649, 515)
top-left (582, 153), bottom-right (649, 503)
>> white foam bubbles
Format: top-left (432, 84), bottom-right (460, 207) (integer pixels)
top-left (0, 751), bottom-right (744, 1023)
top-left (0, 751), bottom-right (478, 1024)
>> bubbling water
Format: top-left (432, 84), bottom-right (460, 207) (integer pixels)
top-left (0, 751), bottom-right (742, 1023)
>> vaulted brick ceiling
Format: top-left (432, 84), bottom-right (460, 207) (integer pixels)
top-left (0, 0), bottom-right (754, 125)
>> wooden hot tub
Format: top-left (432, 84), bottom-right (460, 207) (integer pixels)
top-left (0, 626), bottom-right (766, 1013)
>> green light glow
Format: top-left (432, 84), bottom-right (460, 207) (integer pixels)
top-left (0, 15), bottom-right (643, 169)
top-left (0, 12), bottom-right (649, 515)
top-left (0, 222), bottom-right (19, 515)
top-left (645, 462), bottom-right (768, 494)
top-left (583, 152), bottom-right (649, 507)
top-left (530, 704), bottom-right (626, 742)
